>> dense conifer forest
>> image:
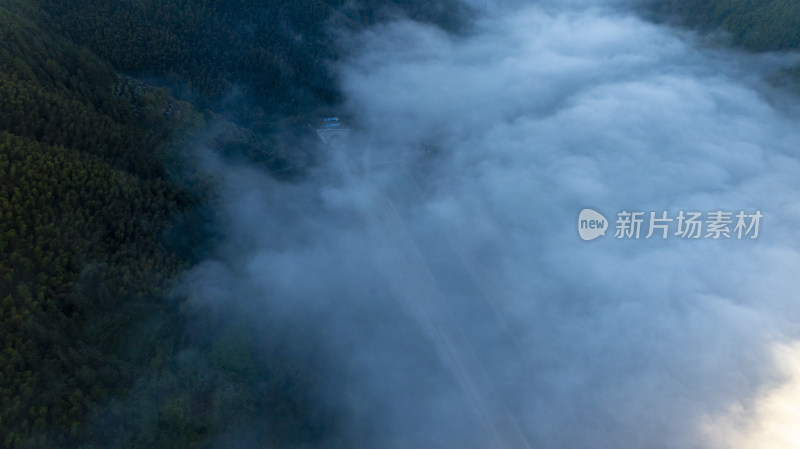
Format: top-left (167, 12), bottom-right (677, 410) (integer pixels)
top-left (653, 0), bottom-right (800, 51)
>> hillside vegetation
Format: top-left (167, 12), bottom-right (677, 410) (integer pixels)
top-left (653, 0), bottom-right (800, 51)
top-left (0, 0), bottom-right (466, 447)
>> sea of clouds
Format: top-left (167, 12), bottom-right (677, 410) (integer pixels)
top-left (180, 1), bottom-right (800, 447)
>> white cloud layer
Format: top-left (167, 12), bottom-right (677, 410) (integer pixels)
top-left (180, 3), bottom-right (800, 448)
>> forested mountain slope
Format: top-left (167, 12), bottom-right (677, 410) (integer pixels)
top-left (649, 0), bottom-right (800, 86)
top-left (38, 0), bottom-right (469, 118)
top-left (652, 0), bottom-right (800, 51)
top-left (0, 0), bottom-right (209, 446)
top-left (0, 0), bottom-right (465, 447)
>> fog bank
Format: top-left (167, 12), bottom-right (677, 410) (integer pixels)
top-left (180, 2), bottom-right (800, 448)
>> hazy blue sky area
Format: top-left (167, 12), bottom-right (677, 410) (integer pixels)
top-left (179, 1), bottom-right (800, 448)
